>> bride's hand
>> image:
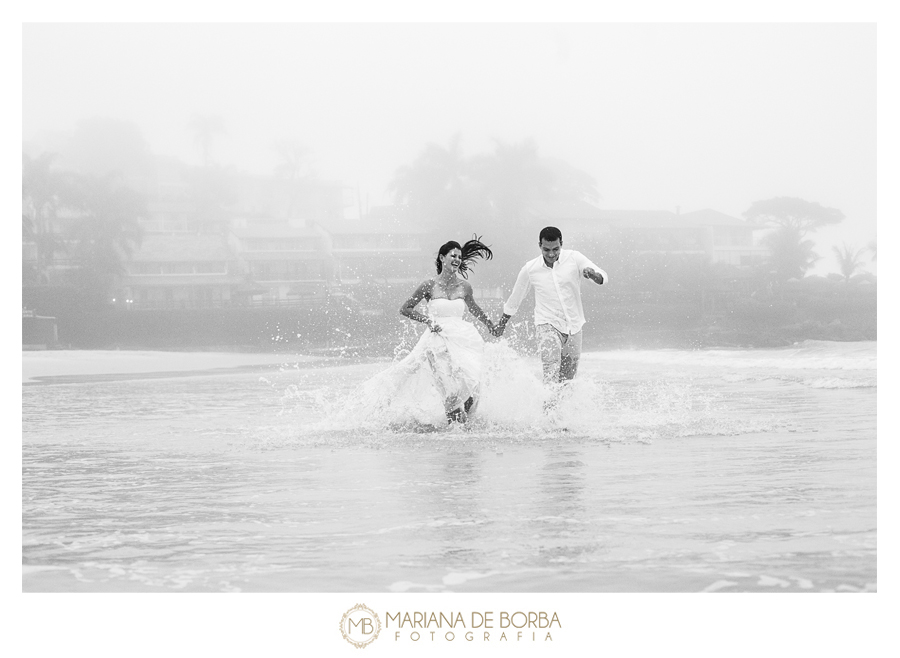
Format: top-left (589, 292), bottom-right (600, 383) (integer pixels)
top-left (429, 320), bottom-right (442, 333)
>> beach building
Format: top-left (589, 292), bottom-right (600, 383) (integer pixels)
top-left (327, 219), bottom-right (428, 285)
top-left (618, 208), bottom-right (768, 266)
top-left (548, 203), bottom-right (768, 266)
top-left (227, 223), bottom-right (332, 305)
top-left (321, 207), bottom-right (429, 314)
top-left (23, 140), bottom-right (771, 314)
top-left (119, 233), bottom-right (243, 309)
top-left (113, 165), bottom-right (350, 308)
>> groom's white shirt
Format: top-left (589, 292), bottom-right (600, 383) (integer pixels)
top-left (502, 249), bottom-right (607, 335)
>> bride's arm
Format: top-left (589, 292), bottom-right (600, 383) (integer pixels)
top-left (462, 282), bottom-right (496, 334)
top-left (400, 280), bottom-right (440, 332)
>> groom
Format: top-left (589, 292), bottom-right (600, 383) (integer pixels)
top-left (494, 226), bottom-right (607, 385)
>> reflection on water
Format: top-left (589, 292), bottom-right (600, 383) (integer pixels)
top-left (540, 448), bottom-right (586, 515)
top-left (23, 342), bottom-right (876, 592)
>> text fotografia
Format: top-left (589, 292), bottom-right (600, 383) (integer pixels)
top-left (387, 611), bottom-right (561, 642)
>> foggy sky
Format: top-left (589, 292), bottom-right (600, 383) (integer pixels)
top-left (22, 22), bottom-right (876, 275)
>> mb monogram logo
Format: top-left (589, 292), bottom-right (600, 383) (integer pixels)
top-left (339, 604), bottom-right (382, 648)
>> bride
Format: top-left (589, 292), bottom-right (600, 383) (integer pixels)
top-left (398, 236), bottom-right (497, 423)
top-left (354, 236), bottom-right (496, 426)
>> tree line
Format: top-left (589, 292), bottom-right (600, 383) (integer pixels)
top-left (22, 116), bottom-right (239, 310)
top-left (23, 152), bottom-right (147, 308)
top-left (389, 135), bottom-right (873, 290)
top-left (23, 119), bottom-right (874, 317)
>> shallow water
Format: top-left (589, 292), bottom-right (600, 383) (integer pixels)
top-left (22, 340), bottom-right (876, 592)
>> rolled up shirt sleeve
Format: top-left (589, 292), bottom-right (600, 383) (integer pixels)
top-left (574, 251), bottom-right (608, 284)
top-left (503, 263), bottom-right (532, 316)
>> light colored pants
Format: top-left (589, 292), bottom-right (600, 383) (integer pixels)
top-left (536, 324), bottom-right (582, 384)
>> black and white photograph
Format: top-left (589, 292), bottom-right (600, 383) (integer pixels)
top-left (17, 13), bottom-right (889, 655)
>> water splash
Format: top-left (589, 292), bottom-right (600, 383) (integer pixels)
top-left (248, 338), bottom-right (771, 450)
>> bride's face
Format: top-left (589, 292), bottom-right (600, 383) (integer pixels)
top-left (442, 248), bottom-right (462, 274)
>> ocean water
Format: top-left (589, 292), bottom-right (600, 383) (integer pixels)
top-left (22, 340), bottom-right (876, 592)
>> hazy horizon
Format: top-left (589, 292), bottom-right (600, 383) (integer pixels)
top-left (22, 22), bottom-right (876, 276)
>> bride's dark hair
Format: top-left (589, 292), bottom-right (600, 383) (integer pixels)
top-left (435, 235), bottom-right (493, 279)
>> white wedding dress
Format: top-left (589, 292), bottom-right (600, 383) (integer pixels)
top-left (353, 298), bottom-right (485, 426)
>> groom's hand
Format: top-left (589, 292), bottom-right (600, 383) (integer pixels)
top-left (583, 267), bottom-right (604, 284)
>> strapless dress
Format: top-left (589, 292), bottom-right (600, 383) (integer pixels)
top-left (352, 297), bottom-right (486, 425)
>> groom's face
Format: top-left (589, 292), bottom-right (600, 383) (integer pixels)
top-left (540, 239), bottom-right (562, 266)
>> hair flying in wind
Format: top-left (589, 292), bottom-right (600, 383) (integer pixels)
top-left (435, 235), bottom-right (494, 279)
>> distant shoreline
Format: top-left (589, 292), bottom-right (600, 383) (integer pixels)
top-left (23, 325), bottom-right (877, 355)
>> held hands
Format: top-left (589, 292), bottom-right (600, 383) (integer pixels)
top-left (491, 315), bottom-right (509, 338)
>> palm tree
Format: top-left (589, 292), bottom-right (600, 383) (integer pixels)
top-left (67, 174), bottom-right (146, 305)
top-left (832, 242), bottom-right (866, 283)
top-left (542, 156), bottom-right (601, 207)
top-left (867, 240), bottom-right (876, 261)
top-left (22, 153), bottom-right (75, 284)
top-left (273, 138), bottom-right (316, 220)
top-left (273, 138), bottom-right (314, 180)
top-left (388, 134), bottom-right (486, 230)
top-left (188, 115), bottom-right (226, 166)
top-left (475, 139), bottom-right (556, 227)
